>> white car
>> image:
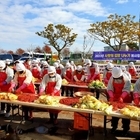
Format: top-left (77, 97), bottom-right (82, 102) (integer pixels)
top-left (18, 57), bottom-right (37, 63)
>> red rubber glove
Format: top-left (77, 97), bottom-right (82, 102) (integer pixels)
top-left (119, 97), bottom-right (123, 103)
top-left (119, 91), bottom-right (128, 103)
top-left (8, 87), bottom-right (14, 93)
top-left (109, 97), bottom-right (114, 102)
top-left (134, 98), bottom-right (139, 106)
top-left (108, 90), bottom-right (114, 98)
top-left (121, 91), bottom-right (128, 99)
top-left (133, 93), bottom-right (139, 106)
top-left (108, 91), bottom-right (114, 102)
top-left (52, 89), bottom-right (59, 96)
top-left (15, 83), bottom-right (27, 94)
top-left (38, 88), bottom-right (45, 96)
top-left (15, 88), bottom-right (22, 94)
top-left (8, 83), bottom-right (16, 93)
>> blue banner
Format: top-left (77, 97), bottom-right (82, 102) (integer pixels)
top-left (93, 51), bottom-right (140, 60)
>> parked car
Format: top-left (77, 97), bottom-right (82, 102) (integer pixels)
top-left (11, 54), bottom-right (21, 61)
top-left (0, 53), bottom-right (14, 63)
top-left (61, 57), bottom-right (70, 65)
top-left (18, 56), bottom-right (37, 63)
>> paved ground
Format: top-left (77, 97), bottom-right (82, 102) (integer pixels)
top-left (0, 94), bottom-right (140, 140)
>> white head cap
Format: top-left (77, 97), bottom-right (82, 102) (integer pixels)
top-left (42, 61), bottom-right (49, 67)
top-left (32, 60), bottom-right (36, 64)
top-left (56, 60), bottom-right (60, 64)
top-left (120, 65), bottom-right (126, 71)
top-left (129, 62), bottom-right (134, 67)
top-left (65, 62), bottom-right (71, 68)
top-left (93, 62), bottom-right (98, 67)
top-left (48, 66), bottom-right (56, 74)
top-left (16, 63), bottom-right (26, 71)
top-left (53, 62), bottom-right (59, 68)
top-left (70, 61), bottom-right (74, 65)
top-left (107, 63), bottom-right (114, 70)
top-left (0, 61), bottom-right (6, 69)
top-left (77, 65), bottom-right (83, 71)
top-left (112, 67), bottom-right (123, 78)
top-left (84, 59), bottom-right (91, 66)
top-left (5, 59), bottom-right (11, 65)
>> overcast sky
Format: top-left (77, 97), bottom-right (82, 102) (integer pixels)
top-left (0, 0), bottom-right (140, 53)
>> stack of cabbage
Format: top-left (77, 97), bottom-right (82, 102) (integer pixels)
top-left (0, 93), bottom-right (18, 101)
top-left (62, 79), bottom-right (69, 85)
top-left (34, 95), bottom-right (59, 105)
top-left (88, 80), bottom-right (106, 89)
top-left (73, 94), bottom-right (113, 115)
top-left (120, 105), bottom-right (140, 119)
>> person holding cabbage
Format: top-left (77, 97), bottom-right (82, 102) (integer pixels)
top-left (107, 67), bottom-right (132, 136)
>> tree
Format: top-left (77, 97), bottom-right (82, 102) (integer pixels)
top-left (127, 42), bottom-right (139, 50)
top-left (15, 48), bottom-right (25, 55)
top-left (0, 49), bottom-right (6, 53)
top-left (43, 45), bottom-right (52, 53)
top-left (83, 35), bottom-right (95, 57)
top-left (36, 24), bottom-right (77, 59)
top-left (88, 14), bottom-right (139, 51)
top-left (7, 50), bottom-right (14, 54)
top-left (34, 46), bottom-right (43, 53)
top-left (61, 47), bottom-right (70, 57)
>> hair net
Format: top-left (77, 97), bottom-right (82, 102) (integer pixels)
top-left (128, 62), bottom-right (134, 67)
top-left (48, 66), bottom-right (56, 74)
top-left (42, 61), bottom-right (49, 66)
top-left (16, 63), bottom-right (26, 71)
top-left (77, 65), bottom-right (83, 71)
top-left (120, 65), bottom-right (126, 71)
top-left (0, 61), bottom-right (6, 69)
top-left (5, 59), bottom-right (11, 65)
top-left (112, 67), bottom-right (123, 78)
top-left (56, 60), bottom-right (60, 64)
top-left (53, 62), bottom-right (59, 68)
top-left (65, 62), bottom-right (71, 68)
top-left (84, 59), bottom-right (91, 66)
top-left (70, 61), bottom-right (74, 65)
top-left (107, 63), bottom-right (114, 69)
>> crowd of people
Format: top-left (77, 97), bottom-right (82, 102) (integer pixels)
top-left (0, 57), bottom-right (140, 134)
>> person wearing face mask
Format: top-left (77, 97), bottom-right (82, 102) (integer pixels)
top-left (90, 62), bottom-right (101, 81)
top-left (41, 61), bottom-right (49, 78)
top-left (107, 67), bottom-right (132, 136)
top-left (127, 62), bottom-right (137, 78)
top-left (53, 62), bottom-right (63, 76)
top-left (73, 65), bottom-right (88, 92)
top-left (10, 62), bottom-right (36, 120)
top-left (23, 58), bottom-right (31, 70)
top-left (31, 60), bottom-right (41, 80)
top-left (39, 66), bottom-right (62, 125)
top-left (73, 65), bottom-right (85, 82)
top-left (83, 59), bottom-right (92, 83)
top-left (120, 65), bottom-right (131, 81)
top-left (56, 60), bottom-right (64, 69)
top-left (70, 61), bottom-right (77, 71)
top-left (63, 62), bottom-right (74, 97)
top-left (0, 60), bottom-right (14, 117)
top-left (103, 62), bottom-right (114, 86)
